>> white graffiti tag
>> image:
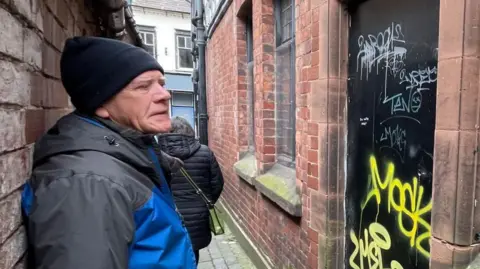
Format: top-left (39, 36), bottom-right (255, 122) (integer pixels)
top-left (400, 66), bottom-right (437, 90)
top-left (357, 23), bottom-right (406, 80)
top-left (383, 66), bottom-right (438, 114)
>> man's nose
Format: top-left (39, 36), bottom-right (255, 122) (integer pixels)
top-left (152, 84), bottom-right (171, 102)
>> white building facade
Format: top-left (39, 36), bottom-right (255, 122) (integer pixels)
top-left (132, 0), bottom-right (196, 131)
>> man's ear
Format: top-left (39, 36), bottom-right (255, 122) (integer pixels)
top-left (95, 107), bottom-right (110, 118)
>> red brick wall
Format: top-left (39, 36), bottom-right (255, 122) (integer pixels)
top-left (205, 0), bottom-right (349, 268)
top-left (0, 0), bottom-right (97, 267)
top-left (208, 0), bottom-right (480, 268)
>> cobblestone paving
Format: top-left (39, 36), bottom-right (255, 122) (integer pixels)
top-left (197, 223), bottom-right (258, 269)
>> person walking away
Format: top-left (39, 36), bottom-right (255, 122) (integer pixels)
top-left (157, 117), bottom-right (224, 264)
top-left (21, 37), bottom-right (197, 269)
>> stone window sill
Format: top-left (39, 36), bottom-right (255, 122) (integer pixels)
top-left (233, 154), bottom-right (302, 217)
top-left (233, 153), bottom-right (257, 185)
top-left (254, 164), bottom-right (302, 217)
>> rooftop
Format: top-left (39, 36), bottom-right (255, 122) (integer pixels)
top-left (131, 0), bottom-right (191, 14)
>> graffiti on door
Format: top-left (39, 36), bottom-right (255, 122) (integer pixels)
top-left (345, 0), bottom-right (439, 268)
top-left (349, 156), bottom-right (433, 269)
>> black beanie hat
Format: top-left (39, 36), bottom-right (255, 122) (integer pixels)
top-left (60, 36), bottom-right (164, 114)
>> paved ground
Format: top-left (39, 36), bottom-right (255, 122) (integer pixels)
top-left (197, 223), bottom-right (258, 269)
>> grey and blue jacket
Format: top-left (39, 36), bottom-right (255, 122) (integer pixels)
top-left (21, 112), bottom-right (197, 269)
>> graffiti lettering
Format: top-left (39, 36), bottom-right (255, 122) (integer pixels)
top-left (382, 89), bottom-right (425, 115)
top-left (380, 124), bottom-right (407, 154)
top-left (349, 222), bottom-right (404, 269)
top-left (400, 67), bottom-right (437, 90)
top-left (361, 156), bottom-right (432, 258)
top-left (381, 66), bottom-right (437, 115)
top-left (357, 23), bottom-right (406, 81)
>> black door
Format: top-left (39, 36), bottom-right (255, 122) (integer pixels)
top-left (345, 0), bottom-right (439, 268)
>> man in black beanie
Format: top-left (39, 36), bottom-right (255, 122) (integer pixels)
top-left (21, 36), bottom-right (197, 269)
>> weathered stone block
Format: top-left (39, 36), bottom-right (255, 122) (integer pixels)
top-left (0, 60), bottom-right (31, 106)
top-left (438, 0), bottom-right (465, 60)
top-left (23, 28), bottom-right (43, 69)
top-left (455, 131), bottom-right (478, 245)
top-left (0, 7), bottom-right (23, 60)
top-left (254, 164), bottom-right (302, 217)
top-left (31, 0), bottom-right (44, 32)
top-left (11, 0), bottom-right (31, 20)
top-left (14, 255), bottom-right (27, 269)
top-left (318, 233), bottom-right (342, 269)
top-left (0, 227), bottom-right (26, 269)
top-left (436, 58), bottom-right (461, 130)
top-left (0, 149), bottom-right (29, 200)
top-left (25, 108), bottom-right (45, 144)
top-left (42, 43), bottom-right (57, 77)
top-left (30, 76), bottom-right (68, 108)
top-left (432, 129), bottom-right (459, 242)
top-left (0, 191), bottom-right (22, 245)
top-left (0, 110), bottom-right (26, 153)
top-left (233, 153), bottom-right (257, 185)
top-left (11, 0), bottom-right (44, 31)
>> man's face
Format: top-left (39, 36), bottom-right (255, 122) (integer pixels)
top-left (95, 70), bottom-right (172, 134)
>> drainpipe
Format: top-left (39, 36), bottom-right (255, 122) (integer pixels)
top-left (191, 0), bottom-right (208, 145)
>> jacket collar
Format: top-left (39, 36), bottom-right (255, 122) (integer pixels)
top-left (93, 115), bottom-right (157, 150)
top-left (88, 113), bottom-right (182, 174)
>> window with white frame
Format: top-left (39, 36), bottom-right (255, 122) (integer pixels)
top-left (176, 31), bottom-right (193, 69)
top-left (138, 25), bottom-right (156, 58)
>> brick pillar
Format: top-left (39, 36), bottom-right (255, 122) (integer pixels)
top-left (307, 0), bottom-right (349, 268)
top-left (235, 18), bottom-right (249, 155)
top-left (431, 0), bottom-right (480, 267)
top-left (252, 0), bottom-right (275, 173)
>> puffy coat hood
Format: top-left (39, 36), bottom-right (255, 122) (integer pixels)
top-left (156, 134), bottom-right (201, 160)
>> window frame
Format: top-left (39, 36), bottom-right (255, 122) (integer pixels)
top-left (246, 15), bottom-right (255, 153)
top-left (275, 0), bottom-right (294, 47)
top-left (171, 91), bottom-right (195, 107)
top-left (175, 30), bottom-right (194, 70)
top-left (274, 0), bottom-right (296, 166)
top-left (137, 25), bottom-right (157, 58)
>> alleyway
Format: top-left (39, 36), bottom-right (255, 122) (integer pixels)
top-left (198, 223), bottom-right (257, 269)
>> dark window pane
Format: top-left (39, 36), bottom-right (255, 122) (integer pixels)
top-left (172, 92), bottom-right (193, 106)
top-left (145, 45), bottom-right (155, 56)
top-left (246, 18), bottom-right (254, 62)
top-left (282, 26), bottom-right (291, 42)
top-left (275, 40), bottom-right (295, 160)
top-left (277, 0), bottom-right (293, 45)
top-left (282, 7), bottom-right (292, 25)
top-left (146, 33), bottom-right (154, 44)
top-left (247, 61), bottom-right (255, 152)
top-left (186, 38), bottom-right (192, 49)
top-left (179, 48), bottom-right (193, 68)
top-left (178, 36), bottom-right (185, 48)
top-left (281, 0), bottom-right (291, 10)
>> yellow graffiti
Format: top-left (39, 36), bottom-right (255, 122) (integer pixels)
top-left (349, 222), bottom-right (404, 269)
top-left (361, 155), bottom-right (432, 258)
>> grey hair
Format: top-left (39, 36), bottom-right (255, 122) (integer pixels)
top-left (170, 116), bottom-right (195, 136)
